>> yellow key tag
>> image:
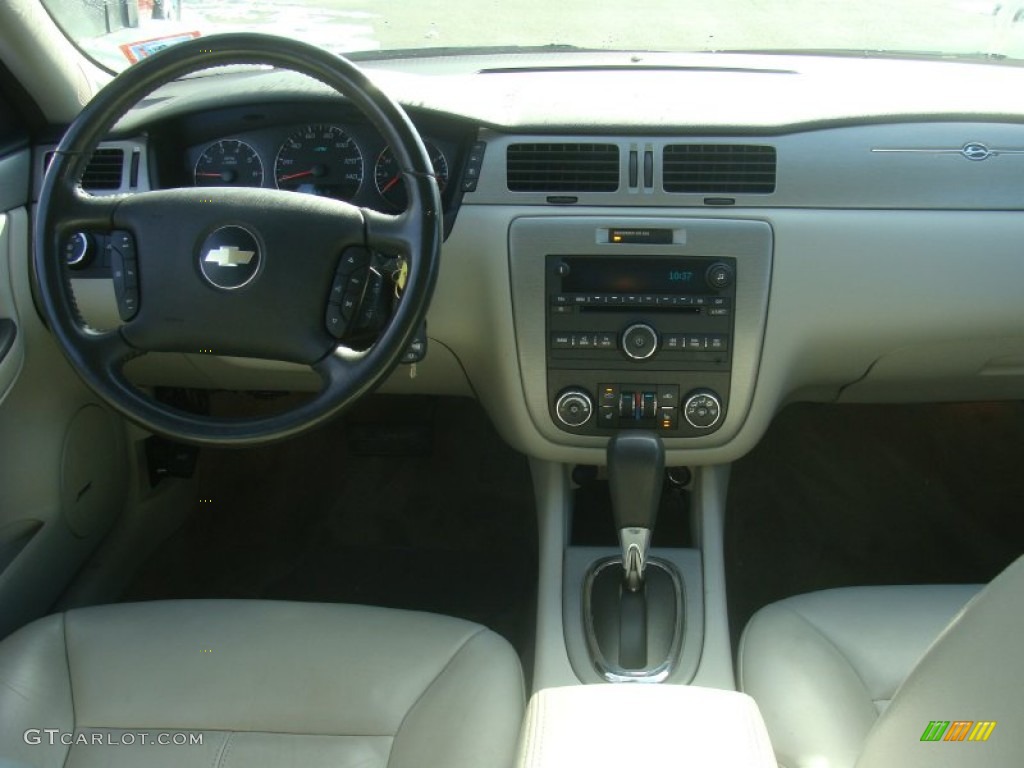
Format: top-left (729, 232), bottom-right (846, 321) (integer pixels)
top-left (395, 259), bottom-right (409, 294)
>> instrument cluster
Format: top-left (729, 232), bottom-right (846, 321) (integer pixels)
top-left (185, 120), bottom-right (455, 212)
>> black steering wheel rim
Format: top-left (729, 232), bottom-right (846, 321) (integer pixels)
top-left (34, 33), bottom-right (441, 447)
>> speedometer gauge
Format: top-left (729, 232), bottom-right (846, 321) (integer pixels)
top-left (374, 143), bottom-right (449, 210)
top-left (274, 124), bottom-right (364, 200)
top-left (194, 140), bottom-right (264, 187)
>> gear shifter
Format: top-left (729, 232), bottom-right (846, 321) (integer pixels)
top-left (607, 431), bottom-right (665, 592)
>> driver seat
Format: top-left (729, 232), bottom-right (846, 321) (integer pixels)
top-left (0, 600), bottom-right (524, 768)
top-left (739, 554), bottom-right (1024, 768)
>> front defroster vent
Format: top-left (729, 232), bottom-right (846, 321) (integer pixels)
top-left (663, 144), bottom-right (776, 194)
top-left (507, 143), bottom-right (619, 192)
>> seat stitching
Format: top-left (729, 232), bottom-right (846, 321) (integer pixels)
top-left (60, 612), bottom-right (75, 768)
top-left (779, 605), bottom-right (876, 704)
top-left (386, 627), bottom-right (488, 768)
top-left (213, 730), bottom-right (234, 768)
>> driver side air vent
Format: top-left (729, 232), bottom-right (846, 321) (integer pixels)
top-left (80, 148), bottom-right (126, 190)
top-left (44, 147), bottom-right (127, 191)
top-left (507, 143), bottom-right (620, 192)
top-left (663, 144), bottom-right (776, 194)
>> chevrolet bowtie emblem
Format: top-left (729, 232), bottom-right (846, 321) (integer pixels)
top-left (205, 245), bottom-right (255, 267)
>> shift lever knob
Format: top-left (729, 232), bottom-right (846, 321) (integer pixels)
top-left (607, 431), bottom-right (664, 591)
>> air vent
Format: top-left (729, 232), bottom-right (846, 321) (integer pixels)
top-left (81, 148), bottom-right (126, 190)
top-left (507, 143), bottom-right (619, 192)
top-left (663, 145), bottom-right (776, 194)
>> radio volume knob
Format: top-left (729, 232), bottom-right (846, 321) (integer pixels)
top-left (555, 388), bottom-right (594, 428)
top-left (621, 323), bottom-right (658, 360)
top-left (683, 390), bottom-right (722, 429)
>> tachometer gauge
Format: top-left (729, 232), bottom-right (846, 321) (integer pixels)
top-left (374, 142), bottom-right (449, 210)
top-left (274, 124), bottom-right (363, 200)
top-left (194, 139), bottom-right (264, 187)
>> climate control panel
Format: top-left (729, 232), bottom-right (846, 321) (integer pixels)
top-left (552, 383), bottom-right (724, 434)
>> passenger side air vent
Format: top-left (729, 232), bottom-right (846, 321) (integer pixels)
top-left (663, 144), bottom-right (776, 194)
top-left (507, 143), bottom-right (619, 192)
top-left (80, 148), bottom-right (126, 190)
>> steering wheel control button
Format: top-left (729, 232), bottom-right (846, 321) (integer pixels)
top-left (706, 262), bottom-right (735, 290)
top-left (555, 388), bottom-right (594, 427)
top-left (109, 230), bottom-right (140, 321)
top-left (683, 391), bottom-right (723, 430)
top-left (198, 225), bottom-right (261, 290)
top-left (64, 232), bottom-right (93, 269)
top-left (621, 323), bottom-right (659, 360)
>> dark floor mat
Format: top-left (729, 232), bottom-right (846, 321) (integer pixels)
top-left (725, 401), bottom-right (1024, 650)
top-left (123, 395), bottom-right (538, 665)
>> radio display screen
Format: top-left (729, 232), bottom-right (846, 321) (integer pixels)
top-left (559, 257), bottom-right (715, 295)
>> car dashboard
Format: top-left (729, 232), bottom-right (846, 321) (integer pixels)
top-left (42, 52), bottom-right (1024, 467)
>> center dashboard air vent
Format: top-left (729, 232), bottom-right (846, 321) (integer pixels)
top-left (663, 144), bottom-right (776, 194)
top-left (507, 143), bottom-right (620, 192)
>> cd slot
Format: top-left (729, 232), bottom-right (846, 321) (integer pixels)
top-left (579, 306), bottom-right (703, 314)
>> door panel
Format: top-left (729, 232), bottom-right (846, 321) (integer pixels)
top-left (0, 136), bottom-right (127, 639)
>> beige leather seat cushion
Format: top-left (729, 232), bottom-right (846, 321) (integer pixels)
top-left (738, 584), bottom-right (980, 768)
top-left (0, 600), bottom-right (524, 768)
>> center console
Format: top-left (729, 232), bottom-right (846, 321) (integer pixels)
top-left (516, 684), bottom-right (775, 768)
top-left (509, 216), bottom-right (772, 451)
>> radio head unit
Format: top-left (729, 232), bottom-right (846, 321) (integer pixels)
top-left (546, 254), bottom-right (736, 436)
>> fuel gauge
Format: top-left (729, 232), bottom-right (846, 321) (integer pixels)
top-left (374, 142), bottom-right (449, 210)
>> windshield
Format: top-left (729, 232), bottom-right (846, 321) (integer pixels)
top-left (42, 0), bottom-right (1024, 70)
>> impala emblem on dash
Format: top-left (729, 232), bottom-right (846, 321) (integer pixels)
top-left (198, 226), bottom-right (262, 290)
top-left (204, 245), bottom-right (255, 267)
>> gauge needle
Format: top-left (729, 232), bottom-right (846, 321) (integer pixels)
top-left (380, 175), bottom-right (402, 193)
top-left (195, 172), bottom-right (223, 177)
top-left (277, 169), bottom-right (316, 182)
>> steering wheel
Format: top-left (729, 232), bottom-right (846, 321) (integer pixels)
top-left (34, 34), bottom-right (441, 447)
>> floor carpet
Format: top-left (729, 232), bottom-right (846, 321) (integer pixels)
top-left (124, 395), bottom-right (539, 666)
top-left (725, 401), bottom-right (1024, 649)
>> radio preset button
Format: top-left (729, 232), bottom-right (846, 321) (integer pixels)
top-left (707, 335), bottom-right (729, 351)
top-left (663, 334), bottom-right (683, 350)
top-left (622, 323), bottom-right (658, 360)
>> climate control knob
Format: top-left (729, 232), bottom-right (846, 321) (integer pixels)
top-left (621, 323), bottom-right (658, 360)
top-left (555, 388), bottom-right (594, 427)
top-left (683, 390), bottom-right (722, 429)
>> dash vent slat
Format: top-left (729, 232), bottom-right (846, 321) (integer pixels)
top-left (81, 148), bottom-right (126, 190)
top-left (507, 143), bottom-right (619, 192)
top-left (663, 144), bottom-right (776, 194)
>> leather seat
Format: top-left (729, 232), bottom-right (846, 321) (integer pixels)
top-left (0, 600), bottom-right (525, 768)
top-left (739, 555), bottom-right (1024, 768)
